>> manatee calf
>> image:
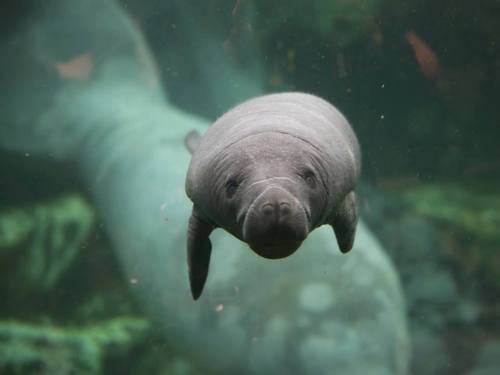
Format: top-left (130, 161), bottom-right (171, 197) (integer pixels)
top-left (185, 92), bottom-right (361, 299)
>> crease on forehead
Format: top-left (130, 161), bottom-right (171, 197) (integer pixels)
top-left (217, 130), bottom-right (324, 157)
top-left (211, 131), bottom-right (332, 200)
top-left (247, 176), bottom-right (296, 190)
top-left (210, 130), bottom-right (324, 183)
top-left (212, 130), bottom-right (331, 181)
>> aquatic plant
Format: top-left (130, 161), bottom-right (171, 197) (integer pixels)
top-left (0, 317), bottom-right (149, 374)
top-left (401, 183), bottom-right (500, 287)
top-left (401, 184), bottom-right (500, 241)
top-left (0, 194), bottom-right (95, 291)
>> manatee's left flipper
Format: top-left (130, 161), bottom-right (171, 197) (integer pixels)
top-left (184, 130), bottom-right (202, 154)
top-left (187, 208), bottom-right (215, 300)
top-left (330, 191), bottom-right (358, 253)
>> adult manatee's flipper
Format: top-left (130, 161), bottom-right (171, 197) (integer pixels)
top-left (187, 208), bottom-right (214, 300)
top-left (330, 192), bottom-right (358, 253)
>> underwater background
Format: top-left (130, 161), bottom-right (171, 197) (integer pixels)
top-left (1, 0), bottom-right (499, 374)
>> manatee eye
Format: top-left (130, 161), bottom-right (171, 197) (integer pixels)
top-left (225, 178), bottom-right (239, 197)
top-left (302, 170), bottom-right (317, 189)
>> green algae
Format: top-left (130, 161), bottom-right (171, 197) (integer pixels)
top-left (401, 183), bottom-right (500, 241)
top-left (0, 194), bottom-right (95, 291)
top-left (0, 317), bottom-right (150, 374)
top-left (401, 183), bottom-right (500, 284)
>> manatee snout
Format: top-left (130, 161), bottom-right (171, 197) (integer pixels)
top-left (242, 187), bottom-right (309, 259)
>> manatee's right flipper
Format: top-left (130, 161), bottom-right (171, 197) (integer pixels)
top-left (187, 208), bottom-right (215, 300)
top-left (184, 130), bottom-right (202, 154)
top-left (330, 191), bottom-right (358, 253)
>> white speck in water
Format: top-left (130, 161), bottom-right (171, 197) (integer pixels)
top-left (130, 278), bottom-right (138, 284)
top-left (381, 83), bottom-right (385, 88)
top-left (380, 114), bottom-right (385, 119)
top-left (215, 304), bottom-right (224, 312)
top-left (25, 153), bottom-right (30, 157)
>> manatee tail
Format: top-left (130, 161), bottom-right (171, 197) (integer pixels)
top-left (184, 130), bottom-right (202, 154)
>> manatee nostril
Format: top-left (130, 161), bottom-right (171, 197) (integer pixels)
top-left (279, 201), bottom-right (291, 216)
top-left (261, 202), bottom-right (276, 216)
top-left (261, 201), bottom-right (292, 217)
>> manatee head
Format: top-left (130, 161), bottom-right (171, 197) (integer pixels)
top-left (208, 132), bottom-right (330, 259)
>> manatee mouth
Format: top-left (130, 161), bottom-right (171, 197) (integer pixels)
top-left (248, 240), bottom-right (303, 259)
top-left (241, 185), bottom-right (309, 259)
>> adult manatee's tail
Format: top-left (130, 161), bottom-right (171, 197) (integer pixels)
top-left (0, 1), bottom-right (410, 374)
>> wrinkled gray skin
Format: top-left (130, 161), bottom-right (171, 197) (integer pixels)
top-left (186, 93), bottom-right (361, 299)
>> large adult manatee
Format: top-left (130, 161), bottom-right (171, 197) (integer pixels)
top-left (0, 0), bottom-right (410, 374)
